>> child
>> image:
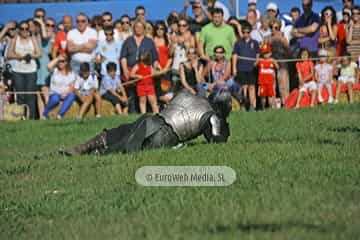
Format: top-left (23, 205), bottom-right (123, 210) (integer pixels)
top-left (335, 53), bottom-right (358, 104)
top-left (314, 49), bottom-right (334, 104)
top-left (295, 48), bottom-right (316, 108)
top-left (74, 62), bottom-right (102, 118)
top-left (130, 52), bottom-right (159, 114)
top-left (255, 43), bottom-right (279, 109)
top-left (100, 62), bottom-right (128, 115)
top-left (232, 22), bottom-right (259, 111)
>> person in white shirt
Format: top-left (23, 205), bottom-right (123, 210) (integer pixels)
top-left (42, 55), bottom-right (76, 119)
top-left (67, 13), bottom-right (98, 74)
top-left (74, 62), bottom-right (101, 118)
top-left (315, 50), bottom-right (334, 104)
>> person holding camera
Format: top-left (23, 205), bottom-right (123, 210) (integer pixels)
top-left (6, 20), bottom-right (42, 119)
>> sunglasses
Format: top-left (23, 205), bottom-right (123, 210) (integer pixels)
top-left (352, 12), bottom-right (360, 15)
top-left (121, 21), bottom-right (130, 25)
top-left (20, 27), bottom-right (29, 31)
top-left (36, 15), bottom-right (44, 18)
top-left (77, 19), bottom-right (87, 23)
top-left (46, 23), bottom-right (55, 28)
top-left (267, 9), bottom-right (276, 12)
top-left (343, 12), bottom-right (351, 16)
top-left (8, 28), bottom-right (16, 31)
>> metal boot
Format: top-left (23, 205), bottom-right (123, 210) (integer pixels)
top-left (60, 131), bottom-right (108, 156)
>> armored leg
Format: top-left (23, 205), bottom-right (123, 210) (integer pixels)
top-left (60, 131), bottom-right (108, 156)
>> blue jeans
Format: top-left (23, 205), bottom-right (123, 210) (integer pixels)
top-left (43, 92), bottom-right (76, 117)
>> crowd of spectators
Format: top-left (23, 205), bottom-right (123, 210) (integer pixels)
top-left (0, 0), bottom-right (359, 119)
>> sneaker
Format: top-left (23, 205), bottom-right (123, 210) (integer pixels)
top-left (328, 96), bottom-right (334, 104)
top-left (96, 114), bottom-right (101, 118)
top-left (318, 95), bottom-right (324, 103)
top-left (334, 99), bottom-right (338, 104)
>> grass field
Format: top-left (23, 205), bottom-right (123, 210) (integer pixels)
top-left (1, 104), bottom-right (360, 240)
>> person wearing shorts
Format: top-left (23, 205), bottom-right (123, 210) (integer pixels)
top-left (100, 62), bottom-right (128, 114)
top-left (232, 22), bottom-right (259, 111)
top-left (295, 48), bottom-right (317, 108)
top-left (335, 53), bottom-right (358, 103)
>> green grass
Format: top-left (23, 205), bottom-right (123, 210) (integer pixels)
top-left (1, 104), bottom-right (360, 240)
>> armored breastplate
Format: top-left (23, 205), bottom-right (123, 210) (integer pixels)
top-left (160, 90), bottom-right (214, 141)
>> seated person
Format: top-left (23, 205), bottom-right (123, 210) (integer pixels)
top-left (42, 56), bottom-right (76, 119)
top-left (74, 62), bottom-right (102, 118)
top-left (99, 62), bottom-right (128, 115)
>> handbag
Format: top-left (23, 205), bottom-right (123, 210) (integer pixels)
top-left (2, 103), bottom-right (30, 121)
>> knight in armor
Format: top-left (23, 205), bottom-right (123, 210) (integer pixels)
top-left (61, 88), bottom-right (231, 155)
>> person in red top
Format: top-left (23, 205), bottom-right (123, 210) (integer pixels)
top-left (337, 8), bottom-right (351, 57)
top-left (51, 15), bottom-right (73, 58)
top-left (255, 43), bottom-right (279, 109)
top-left (130, 52), bottom-right (159, 114)
top-left (295, 48), bottom-right (316, 108)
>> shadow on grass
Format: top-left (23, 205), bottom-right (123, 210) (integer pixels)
top-left (207, 221), bottom-right (328, 234)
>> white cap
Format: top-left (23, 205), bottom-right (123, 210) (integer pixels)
top-left (266, 2), bottom-right (278, 11)
top-left (248, 0), bottom-right (257, 4)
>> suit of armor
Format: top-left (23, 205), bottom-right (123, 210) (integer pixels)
top-left (62, 89), bottom-right (230, 155)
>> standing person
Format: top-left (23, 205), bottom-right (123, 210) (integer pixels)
top-left (42, 56), bottom-right (76, 120)
top-left (98, 12), bottom-right (120, 41)
top-left (153, 21), bottom-right (172, 98)
top-left (295, 48), bottom-right (316, 108)
top-left (346, 6), bottom-right (360, 59)
top-left (74, 62), bottom-right (101, 118)
top-left (315, 50), bottom-right (334, 104)
top-left (255, 44), bottom-right (279, 109)
top-left (335, 53), bottom-right (358, 104)
top-left (52, 15), bottom-right (73, 59)
top-left (67, 13), bottom-right (98, 74)
top-left (179, 47), bottom-right (206, 96)
top-left (116, 15), bottom-right (133, 41)
top-left (266, 18), bottom-right (290, 107)
top-left (36, 17), bottom-right (56, 118)
top-left (292, 0), bottom-right (320, 57)
top-left (251, 14), bottom-right (271, 45)
top-left (198, 8), bottom-right (236, 61)
top-left (248, 0), bottom-right (260, 20)
top-left (135, 5), bottom-right (147, 21)
top-left (318, 6), bottom-right (338, 58)
top-left (120, 18), bottom-right (159, 113)
top-left (232, 22), bottom-right (259, 111)
top-left (337, 8), bottom-right (352, 57)
top-left (180, 0), bottom-right (211, 41)
top-left (6, 21), bottom-right (42, 119)
top-left (100, 62), bottom-right (128, 115)
top-left (337, 0), bottom-right (354, 22)
top-left (95, 26), bottom-right (123, 78)
top-left (130, 52), bottom-right (159, 114)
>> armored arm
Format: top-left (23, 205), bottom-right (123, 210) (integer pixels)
top-left (202, 113), bottom-right (230, 143)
